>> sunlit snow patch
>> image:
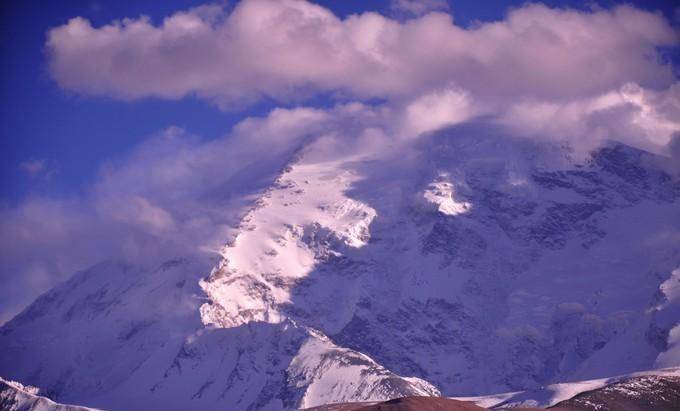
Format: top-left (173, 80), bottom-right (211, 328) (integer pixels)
top-left (199, 155), bottom-right (377, 329)
top-left (420, 175), bottom-right (471, 215)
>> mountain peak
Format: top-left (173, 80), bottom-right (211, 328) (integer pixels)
top-left (1, 134), bottom-right (678, 410)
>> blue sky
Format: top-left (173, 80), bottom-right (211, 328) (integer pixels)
top-left (2, 0), bottom-right (678, 203)
top-left (2, 1), bottom-right (256, 202)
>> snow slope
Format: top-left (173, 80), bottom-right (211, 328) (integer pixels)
top-left (1, 126), bottom-right (678, 410)
top-left (0, 377), bottom-right (99, 411)
top-left (0, 258), bottom-right (435, 410)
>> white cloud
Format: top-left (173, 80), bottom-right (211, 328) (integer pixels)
top-left (497, 82), bottom-right (680, 154)
top-left (46, 1), bottom-right (677, 107)
top-left (401, 86), bottom-right (478, 137)
top-left (43, 0), bottom-right (680, 151)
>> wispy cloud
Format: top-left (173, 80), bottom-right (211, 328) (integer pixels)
top-left (0, 107), bottom-right (331, 323)
top-left (19, 158), bottom-right (57, 181)
top-left (19, 159), bottom-right (45, 177)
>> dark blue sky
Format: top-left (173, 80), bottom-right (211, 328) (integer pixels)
top-left (1, 0), bottom-right (677, 203)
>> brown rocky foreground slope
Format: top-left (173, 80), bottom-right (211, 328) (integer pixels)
top-left (303, 396), bottom-right (486, 411)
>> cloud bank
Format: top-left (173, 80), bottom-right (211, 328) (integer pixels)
top-left (44, 0), bottom-right (680, 150)
top-left (47, 0), bottom-right (677, 106)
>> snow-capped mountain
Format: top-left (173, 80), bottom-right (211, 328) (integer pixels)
top-left (0, 259), bottom-right (436, 411)
top-left (1, 127), bottom-right (678, 410)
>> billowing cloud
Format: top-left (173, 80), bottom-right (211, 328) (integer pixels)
top-left (400, 86), bottom-right (478, 137)
top-left (44, 0), bottom-right (680, 151)
top-left (46, 0), bottom-right (677, 107)
top-left (497, 82), bottom-right (680, 154)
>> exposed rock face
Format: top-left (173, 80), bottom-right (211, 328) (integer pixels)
top-left (0, 130), bottom-right (678, 410)
top-left (551, 375), bottom-right (680, 411)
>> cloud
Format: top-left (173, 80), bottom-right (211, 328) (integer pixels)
top-left (19, 158), bottom-right (59, 181)
top-left (43, 0), bottom-right (680, 151)
top-left (669, 132), bottom-right (680, 158)
top-left (4, 102), bottom-right (443, 323)
top-left (400, 86), bottom-right (478, 137)
top-left (19, 159), bottom-right (46, 177)
top-left (46, 1), bottom-right (677, 107)
top-left (0, 107), bottom-right (332, 323)
top-left (496, 82), bottom-right (680, 154)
